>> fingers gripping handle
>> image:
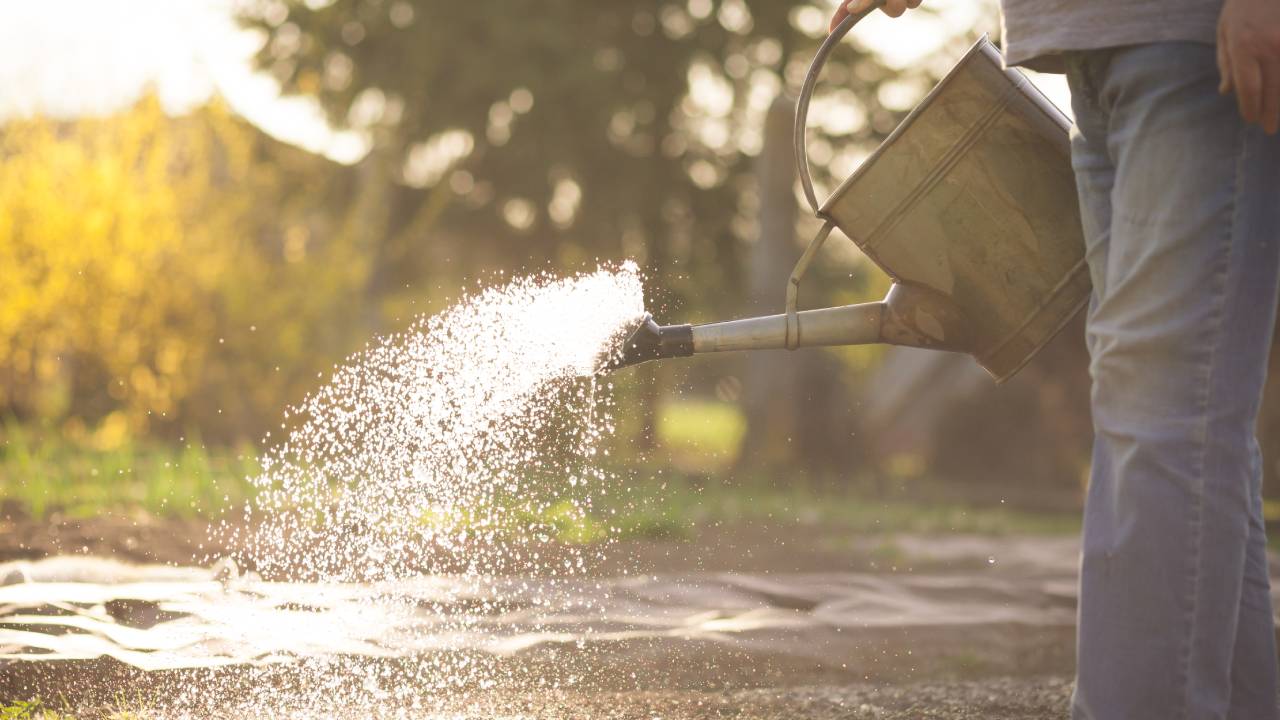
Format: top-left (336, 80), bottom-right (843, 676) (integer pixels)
top-left (794, 0), bottom-right (883, 215)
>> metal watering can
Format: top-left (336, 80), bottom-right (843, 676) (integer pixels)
top-left (606, 9), bottom-right (1088, 383)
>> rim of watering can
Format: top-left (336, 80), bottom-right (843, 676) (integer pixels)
top-left (796, 28), bottom-right (1074, 219)
top-left (821, 37), bottom-right (1072, 218)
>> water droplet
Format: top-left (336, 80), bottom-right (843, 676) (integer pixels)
top-left (202, 264), bottom-right (647, 707)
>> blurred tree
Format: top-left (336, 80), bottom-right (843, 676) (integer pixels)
top-left (737, 95), bottom-right (802, 468)
top-left (241, 0), bottom-right (920, 448)
top-left (0, 96), bottom-right (364, 443)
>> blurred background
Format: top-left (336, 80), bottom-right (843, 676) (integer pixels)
top-left (3, 0), bottom-right (1278, 527)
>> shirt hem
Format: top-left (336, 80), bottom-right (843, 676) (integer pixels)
top-left (1002, 10), bottom-right (1219, 73)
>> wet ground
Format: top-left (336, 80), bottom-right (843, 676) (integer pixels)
top-left (0, 517), bottom-right (1097, 718)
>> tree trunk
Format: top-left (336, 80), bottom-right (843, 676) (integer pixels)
top-left (345, 139), bottom-right (395, 337)
top-left (737, 95), bottom-right (803, 470)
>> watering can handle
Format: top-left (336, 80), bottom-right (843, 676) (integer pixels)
top-left (785, 1), bottom-right (883, 349)
top-left (794, 0), bottom-right (884, 216)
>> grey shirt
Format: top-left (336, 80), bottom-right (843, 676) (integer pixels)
top-left (1000, 0), bottom-right (1223, 72)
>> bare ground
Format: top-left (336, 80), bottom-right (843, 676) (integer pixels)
top-left (1, 511), bottom-right (1079, 718)
top-left (0, 508), bottom-right (1042, 577)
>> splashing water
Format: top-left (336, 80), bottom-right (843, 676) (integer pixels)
top-left (192, 263), bottom-right (646, 712)
top-left (236, 263), bottom-right (644, 582)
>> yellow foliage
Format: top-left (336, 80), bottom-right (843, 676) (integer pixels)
top-left (0, 95), bottom-right (365, 441)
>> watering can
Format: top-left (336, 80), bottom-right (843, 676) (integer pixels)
top-left (606, 8), bottom-right (1088, 383)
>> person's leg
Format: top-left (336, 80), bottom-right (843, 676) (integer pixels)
top-left (1228, 454), bottom-right (1278, 718)
top-left (1066, 42), bottom-right (1280, 720)
top-left (1063, 53), bottom-right (1115, 302)
top-left (1062, 47), bottom-right (1119, 716)
top-left (1065, 47), bottom-right (1132, 717)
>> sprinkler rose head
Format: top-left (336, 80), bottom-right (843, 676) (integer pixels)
top-left (598, 314), bottom-right (694, 373)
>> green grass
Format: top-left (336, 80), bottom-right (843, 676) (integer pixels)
top-left (404, 473), bottom-right (1077, 546)
top-left (645, 398), bottom-right (1079, 536)
top-left (411, 497), bottom-right (612, 544)
top-left (0, 422), bottom-right (259, 520)
top-left (448, 471), bottom-right (1080, 546)
top-left (657, 399), bottom-right (746, 455)
top-left (0, 698), bottom-right (148, 720)
top-left (0, 701), bottom-right (66, 720)
top-left (598, 471), bottom-right (1081, 538)
top-left (0, 417), bottom-right (1077, 540)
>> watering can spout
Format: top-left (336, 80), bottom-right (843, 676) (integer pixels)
top-left (603, 283), bottom-right (968, 372)
top-left (604, 315), bottom-right (695, 370)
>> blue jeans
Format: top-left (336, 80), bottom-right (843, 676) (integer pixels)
top-left (1066, 43), bottom-right (1280, 719)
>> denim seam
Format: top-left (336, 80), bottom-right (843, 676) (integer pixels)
top-left (1067, 53), bottom-right (1101, 116)
top-left (1176, 118), bottom-right (1244, 720)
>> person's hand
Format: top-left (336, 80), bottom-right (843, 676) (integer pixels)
top-left (829, 0), bottom-right (921, 32)
top-left (1217, 0), bottom-right (1280, 134)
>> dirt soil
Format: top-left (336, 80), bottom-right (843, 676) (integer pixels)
top-left (1, 510), bottom-right (1080, 718)
top-left (0, 508), bottom-right (1033, 577)
top-left (10, 662), bottom-right (1076, 719)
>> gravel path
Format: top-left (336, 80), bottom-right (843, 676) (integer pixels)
top-left (430, 677), bottom-right (1075, 719)
top-left (2, 531), bottom-right (1086, 718)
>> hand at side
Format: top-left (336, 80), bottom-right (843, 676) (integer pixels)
top-left (1217, 0), bottom-right (1280, 134)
